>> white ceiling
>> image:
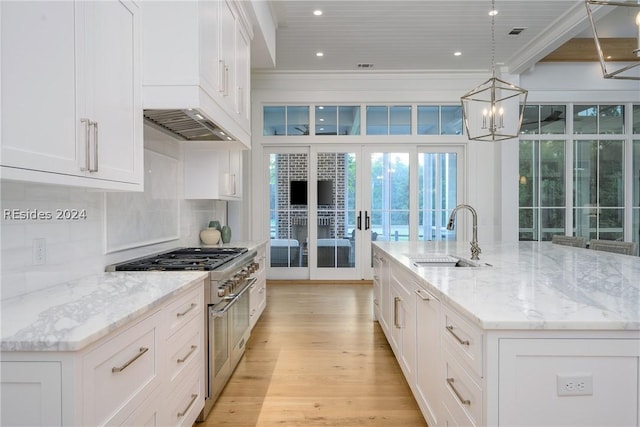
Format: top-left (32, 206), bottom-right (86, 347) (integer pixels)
top-left (257, 0), bottom-right (615, 73)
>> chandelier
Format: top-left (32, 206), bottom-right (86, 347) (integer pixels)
top-left (585, 0), bottom-right (640, 80)
top-left (461, 0), bottom-right (528, 141)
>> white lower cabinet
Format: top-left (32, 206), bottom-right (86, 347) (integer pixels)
top-left (414, 287), bottom-right (441, 427)
top-left (250, 243), bottom-right (267, 330)
top-left (0, 361), bottom-right (62, 426)
top-left (378, 256), bottom-right (640, 427)
top-left (0, 283), bottom-right (205, 427)
top-left (389, 268), bottom-right (416, 380)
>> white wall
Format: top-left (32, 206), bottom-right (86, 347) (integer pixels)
top-left (0, 126), bottom-right (225, 300)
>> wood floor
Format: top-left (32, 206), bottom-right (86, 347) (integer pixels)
top-left (203, 282), bottom-right (428, 427)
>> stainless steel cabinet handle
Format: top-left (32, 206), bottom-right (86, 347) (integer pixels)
top-left (446, 378), bottom-right (471, 405)
top-left (394, 296), bottom-right (401, 328)
top-left (415, 289), bottom-right (431, 301)
top-left (177, 394), bottom-right (198, 418)
top-left (80, 118), bottom-right (91, 171)
top-left (177, 345), bottom-right (197, 364)
top-left (90, 121), bottom-right (98, 172)
top-left (112, 347), bottom-right (149, 373)
top-left (446, 325), bottom-right (470, 346)
top-left (176, 303), bottom-right (197, 317)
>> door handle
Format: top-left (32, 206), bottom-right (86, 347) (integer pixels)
top-left (365, 211), bottom-right (370, 230)
top-left (357, 211), bottom-right (362, 230)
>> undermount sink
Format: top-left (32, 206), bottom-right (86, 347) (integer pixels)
top-left (410, 255), bottom-right (491, 268)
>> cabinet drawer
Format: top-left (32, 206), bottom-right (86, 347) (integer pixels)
top-left (82, 312), bottom-right (160, 426)
top-left (442, 307), bottom-right (483, 377)
top-left (166, 315), bottom-right (203, 386)
top-left (161, 366), bottom-right (204, 427)
top-left (443, 348), bottom-right (483, 427)
top-left (165, 286), bottom-right (204, 339)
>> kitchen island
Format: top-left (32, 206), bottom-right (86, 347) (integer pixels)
top-left (372, 240), bottom-right (640, 427)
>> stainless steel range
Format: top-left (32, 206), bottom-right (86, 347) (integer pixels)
top-left (107, 247), bottom-right (259, 421)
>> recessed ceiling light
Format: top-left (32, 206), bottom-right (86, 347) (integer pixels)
top-left (316, 52), bottom-right (324, 57)
top-left (489, 9), bottom-right (498, 16)
top-left (319, 118), bottom-right (325, 122)
top-left (454, 51), bottom-right (462, 56)
top-left (313, 9), bottom-right (323, 16)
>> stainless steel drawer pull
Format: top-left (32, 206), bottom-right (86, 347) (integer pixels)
top-left (177, 345), bottom-right (197, 364)
top-left (91, 121), bottom-right (99, 172)
top-left (177, 303), bottom-right (197, 317)
top-left (112, 347), bottom-right (149, 373)
top-left (177, 393), bottom-right (198, 418)
top-left (447, 377), bottom-right (471, 405)
top-left (446, 325), bottom-right (470, 346)
top-left (394, 296), bottom-right (401, 328)
top-left (80, 118), bottom-right (91, 171)
top-left (415, 289), bottom-right (431, 301)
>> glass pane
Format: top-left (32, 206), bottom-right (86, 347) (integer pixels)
top-left (269, 153), bottom-right (308, 268)
top-left (540, 141), bottom-right (565, 207)
top-left (389, 106), bottom-right (411, 135)
top-left (338, 106), bottom-right (360, 135)
top-left (441, 106), bottom-right (463, 135)
top-left (520, 105), bottom-right (539, 135)
top-left (598, 208), bottom-right (624, 240)
top-left (634, 105), bottom-right (640, 134)
top-left (370, 153), bottom-right (410, 242)
top-left (519, 208), bottom-right (535, 241)
top-left (287, 106), bottom-right (309, 135)
top-left (519, 140), bottom-right (537, 208)
top-left (599, 105), bottom-right (624, 134)
top-left (573, 208), bottom-right (596, 241)
top-left (574, 105), bottom-right (597, 134)
top-left (418, 152), bottom-right (457, 241)
top-left (263, 106), bottom-right (285, 136)
top-left (599, 140), bottom-right (624, 207)
top-left (316, 152), bottom-right (356, 268)
top-left (315, 106), bottom-right (337, 135)
top-left (540, 208), bottom-right (565, 241)
top-left (634, 140), bottom-right (640, 208)
top-left (366, 106), bottom-right (388, 135)
top-left (417, 106), bottom-right (438, 135)
top-left (573, 140), bottom-right (597, 208)
top-left (540, 105), bottom-right (566, 134)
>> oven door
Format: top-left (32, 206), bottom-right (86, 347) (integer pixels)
top-left (208, 277), bottom-right (255, 402)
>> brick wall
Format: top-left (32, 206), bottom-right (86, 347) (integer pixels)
top-left (275, 153), bottom-right (346, 243)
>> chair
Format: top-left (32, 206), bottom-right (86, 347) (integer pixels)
top-left (551, 235), bottom-right (587, 248)
top-left (588, 239), bottom-right (638, 256)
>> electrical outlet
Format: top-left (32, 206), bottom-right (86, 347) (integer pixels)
top-left (557, 373), bottom-right (593, 396)
top-left (32, 238), bottom-right (46, 265)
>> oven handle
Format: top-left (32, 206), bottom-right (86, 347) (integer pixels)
top-left (209, 277), bottom-right (257, 318)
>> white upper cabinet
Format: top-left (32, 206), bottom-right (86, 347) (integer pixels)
top-left (1, 1), bottom-right (143, 191)
top-left (183, 148), bottom-right (243, 200)
top-left (142, 0), bottom-right (252, 148)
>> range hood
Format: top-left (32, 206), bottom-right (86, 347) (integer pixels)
top-left (143, 109), bottom-right (235, 142)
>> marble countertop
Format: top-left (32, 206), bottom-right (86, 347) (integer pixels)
top-left (374, 241), bottom-right (640, 331)
top-left (1, 271), bottom-right (208, 352)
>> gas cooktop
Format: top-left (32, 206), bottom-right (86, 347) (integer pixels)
top-left (111, 247), bottom-right (248, 271)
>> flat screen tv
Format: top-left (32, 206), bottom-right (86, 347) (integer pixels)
top-left (317, 180), bottom-right (333, 205)
top-left (290, 180), bottom-right (308, 205)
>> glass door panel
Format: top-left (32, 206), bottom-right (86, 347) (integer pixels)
top-left (418, 152), bottom-right (458, 240)
top-left (269, 152), bottom-right (308, 268)
top-left (370, 152), bottom-right (410, 242)
top-left (315, 152), bottom-right (357, 271)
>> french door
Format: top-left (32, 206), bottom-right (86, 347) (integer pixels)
top-left (266, 145), bottom-right (463, 280)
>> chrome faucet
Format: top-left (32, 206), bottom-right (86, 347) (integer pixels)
top-left (446, 204), bottom-right (481, 260)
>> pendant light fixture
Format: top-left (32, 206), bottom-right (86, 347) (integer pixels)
top-left (585, 0), bottom-right (640, 80)
top-left (461, 0), bottom-right (528, 141)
